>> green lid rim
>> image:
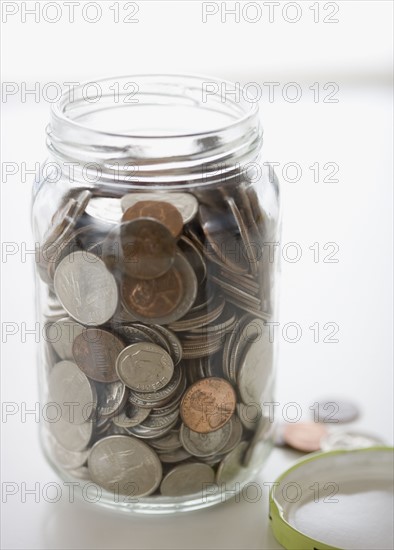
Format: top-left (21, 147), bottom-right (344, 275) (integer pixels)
top-left (269, 446), bottom-right (394, 550)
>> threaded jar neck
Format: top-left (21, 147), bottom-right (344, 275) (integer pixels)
top-left (47, 74), bottom-right (263, 189)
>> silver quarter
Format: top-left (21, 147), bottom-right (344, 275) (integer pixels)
top-left (88, 435), bottom-right (162, 496)
top-left (54, 251), bottom-right (118, 325)
top-left (48, 360), bottom-right (97, 424)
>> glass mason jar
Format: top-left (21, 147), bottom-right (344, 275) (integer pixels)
top-left (32, 75), bottom-right (281, 514)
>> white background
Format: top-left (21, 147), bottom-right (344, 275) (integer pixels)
top-left (1, 1), bottom-right (393, 549)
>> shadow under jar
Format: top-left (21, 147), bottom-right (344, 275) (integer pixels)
top-left (32, 74), bottom-right (281, 514)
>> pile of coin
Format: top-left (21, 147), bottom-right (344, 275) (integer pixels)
top-left (39, 185), bottom-right (275, 498)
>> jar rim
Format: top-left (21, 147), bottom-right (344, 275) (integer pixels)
top-left (50, 73), bottom-right (260, 139)
top-left (47, 74), bottom-right (263, 186)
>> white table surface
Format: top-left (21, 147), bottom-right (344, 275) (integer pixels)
top-left (1, 2), bottom-right (393, 548)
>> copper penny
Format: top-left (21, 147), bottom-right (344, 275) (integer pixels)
top-left (122, 201), bottom-right (183, 239)
top-left (282, 422), bottom-right (328, 452)
top-left (72, 328), bottom-right (124, 383)
top-left (120, 218), bottom-right (176, 280)
top-left (121, 251), bottom-right (197, 325)
top-left (180, 377), bottom-right (236, 434)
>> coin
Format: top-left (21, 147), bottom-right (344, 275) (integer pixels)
top-left (216, 441), bottom-right (249, 486)
top-left (157, 448), bottom-right (192, 464)
top-left (160, 463), bottom-right (215, 496)
top-left (54, 251), bottom-right (118, 325)
top-left (120, 218), bottom-right (176, 279)
top-left (95, 380), bottom-right (127, 418)
top-left (237, 322), bottom-right (273, 404)
top-left (282, 422), bottom-right (328, 452)
top-left (45, 317), bottom-right (85, 360)
top-left (122, 201), bottom-right (183, 239)
top-left (312, 400), bottom-right (360, 423)
top-left (48, 360), bottom-right (97, 424)
top-left (72, 328), bottom-right (124, 383)
top-left (88, 435), bottom-right (162, 496)
top-left (180, 377), bottom-right (236, 433)
top-left (121, 192), bottom-right (198, 224)
top-left (85, 197), bottom-right (123, 224)
top-left (116, 342), bottom-right (174, 393)
top-left (47, 433), bottom-right (90, 470)
top-left (112, 404), bottom-right (151, 428)
top-left (50, 417), bottom-right (93, 452)
top-left (122, 251), bottom-right (197, 325)
top-left (320, 430), bottom-right (385, 451)
top-left (180, 421), bottom-right (232, 457)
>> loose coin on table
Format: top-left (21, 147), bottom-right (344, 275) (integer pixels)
top-left (54, 250), bottom-right (118, 326)
top-left (282, 422), bottom-right (328, 452)
top-left (88, 435), bottom-right (162, 496)
top-left (116, 342), bottom-right (174, 392)
top-left (180, 377), bottom-right (236, 434)
top-left (312, 399), bottom-right (360, 423)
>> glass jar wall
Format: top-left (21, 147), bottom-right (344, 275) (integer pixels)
top-left (32, 75), bottom-right (281, 513)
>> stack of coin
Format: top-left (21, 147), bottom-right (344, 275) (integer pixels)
top-left (39, 186), bottom-right (275, 498)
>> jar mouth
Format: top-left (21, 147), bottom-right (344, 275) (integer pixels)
top-left (47, 74), bottom-right (263, 187)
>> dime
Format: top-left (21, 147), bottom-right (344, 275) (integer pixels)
top-left (54, 251), bottom-right (118, 326)
top-left (95, 380), bottom-right (127, 418)
top-left (45, 317), bottom-right (85, 360)
top-left (112, 404), bottom-right (151, 428)
top-left (122, 201), bottom-right (183, 239)
top-left (72, 328), bottom-right (124, 383)
top-left (180, 377), bottom-right (236, 433)
top-left (88, 435), bottom-right (162, 496)
top-left (116, 342), bottom-right (174, 393)
top-left (122, 251), bottom-right (197, 325)
top-left (121, 192), bottom-right (198, 224)
top-left (180, 421), bottom-right (232, 457)
top-left (312, 400), bottom-right (360, 423)
top-left (120, 218), bottom-right (176, 279)
top-left (282, 422), bottom-right (328, 452)
top-left (160, 463), bottom-right (215, 496)
top-left (48, 360), bottom-right (96, 424)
